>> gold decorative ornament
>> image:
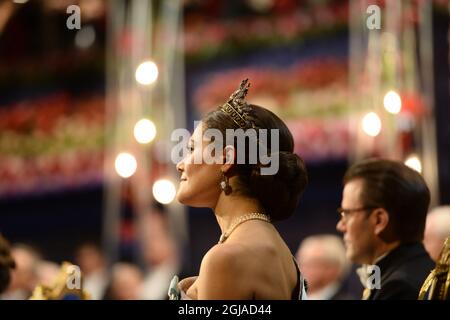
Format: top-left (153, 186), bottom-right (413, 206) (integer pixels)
top-left (218, 212), bottom-right (271, 244)
top-left (361, 287), bottom-right (371, 300)
top-left (418, 236), bottom-right (450, 300)
top-left (29, 262), bottom-right (90, 300)
top-left (219, 171), bottom-right (232, 195)
top-left (220, 79), bottom-right (256, 129)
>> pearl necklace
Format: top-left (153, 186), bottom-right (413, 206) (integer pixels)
top-left (218, 212), bottom-right (271, 244)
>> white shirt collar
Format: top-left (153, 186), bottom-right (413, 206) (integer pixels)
top-left (306, 282), bottom-right (341, 300)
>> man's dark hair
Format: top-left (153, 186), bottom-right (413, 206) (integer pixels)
top-left (343, 158), bottom-right (430, 243)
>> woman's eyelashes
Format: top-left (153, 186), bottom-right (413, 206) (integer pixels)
top-left (188, 143), bottom-right (194, 153)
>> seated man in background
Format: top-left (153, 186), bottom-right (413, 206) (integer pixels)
top-left (424, 206), bottom-right (450, 262)
top-left (35, 260), bottom-right (60, 288)
top-left (102, 263), bottom-right (143, 300)
top-left (1, 243), bottom-right (40, 300)
top-left (296, 234), bottom-right (355, 300)
top-left (74, 243), bottom-right (108, 300)
top-left (337, 159), bottom-right (434, 300)
top-left (140, 206), bottom-right (181, 300)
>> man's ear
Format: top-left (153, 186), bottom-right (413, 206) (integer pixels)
top-left (373, 208), bottom-right (389, 236)
top-left (221, 145), bottom-right (236, 174)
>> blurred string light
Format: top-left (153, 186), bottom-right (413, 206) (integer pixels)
top-left (134, 118), bottom-right (156, 144)
top-left (152, 179), bottom-right (176, 204)
top-left (79, 0), bottom-right (105, 20)
top-left (75, 25), bottom-right (96, 49)
top-left (135, 60), bottom-right (158, 85)
top-left (246, 0), bottom-right (274, 12)
top-left (381, 32), bottom-right (397, 52)
top-left (115, 152), bottom-right (137, 178)
top-left (13, 0), bottom-right (29, 4)
top-left (404, 154), bottom-right (422, 173)
top-left (362, 112), bottom-right (382, 137)
top-left (383, 90), bottom-right (402, 114)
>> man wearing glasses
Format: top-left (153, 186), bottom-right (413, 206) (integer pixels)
top-left (336, 158), bottom-right (434, 300)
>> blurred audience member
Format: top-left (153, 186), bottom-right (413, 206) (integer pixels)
top-left (337, 159), bottom-right (434, 300)
top-left (74, 243), bottom-right (108, 300)
top-left (35, 261), bottom-right (60, 288)
top-left (296, 234), bottom-right (354, 300)
top-left (424, 206), bottom-right (450, 262)
top-left (0, 234), bottom-right (16, 294)
top-left (103, 263), bottom-right (143, 300)
top-left (1, 244), bottom-right (40, 299)
top-left (140, 207), bottom-right (180, 300)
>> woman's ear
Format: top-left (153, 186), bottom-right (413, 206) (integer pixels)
top-left (373, 208), bottom-right (389, 236)
top-left (221, 145), bottom-right (236, 174)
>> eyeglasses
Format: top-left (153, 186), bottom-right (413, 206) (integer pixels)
top-left (337, 206), bottom-right (377, 222)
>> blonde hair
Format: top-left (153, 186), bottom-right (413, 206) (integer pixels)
top-left (427, 206), bottom-right (450, 238)
top-left (297, 234), bottom-right (350, 278)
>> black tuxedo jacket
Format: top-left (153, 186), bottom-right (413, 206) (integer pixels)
top-left (368, 242), bottom-right (434, 300)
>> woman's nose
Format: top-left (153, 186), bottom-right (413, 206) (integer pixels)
top-left (176, 160), bottom-right (184, 173)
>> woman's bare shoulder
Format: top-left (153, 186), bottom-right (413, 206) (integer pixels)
top-left (195, 244), bottom-right (254, 299)
top-left (201, 243), bottom-right (249, 271)
top-left (198, 242), bottom-right (277, 284)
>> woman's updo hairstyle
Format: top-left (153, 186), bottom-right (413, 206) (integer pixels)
top-left (203, 80), bottom-right (308, 221)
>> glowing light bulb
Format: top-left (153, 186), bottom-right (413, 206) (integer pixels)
top-left (115, 152), bottom-right (137, 178)
top-left (135, 61), bottom-right (158, 85)
top-left (383, 90), bottom-right (402, 114)
top-left (152, 179), bottom-right (176, 204)
top-left (405, 154), bottom-right (422, 173)
top-left (134, 119), bottom-right (156, 144)
top-left (362, 112), bottom-right (382, 137)
top-left (75, 26), bottom-right (96, 49)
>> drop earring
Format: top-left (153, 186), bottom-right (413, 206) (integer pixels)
top-left (220, 171), bottom-right (232, 195)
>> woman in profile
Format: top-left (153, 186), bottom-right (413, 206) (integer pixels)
top-left (175, 79), bottom-right (308, 299)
